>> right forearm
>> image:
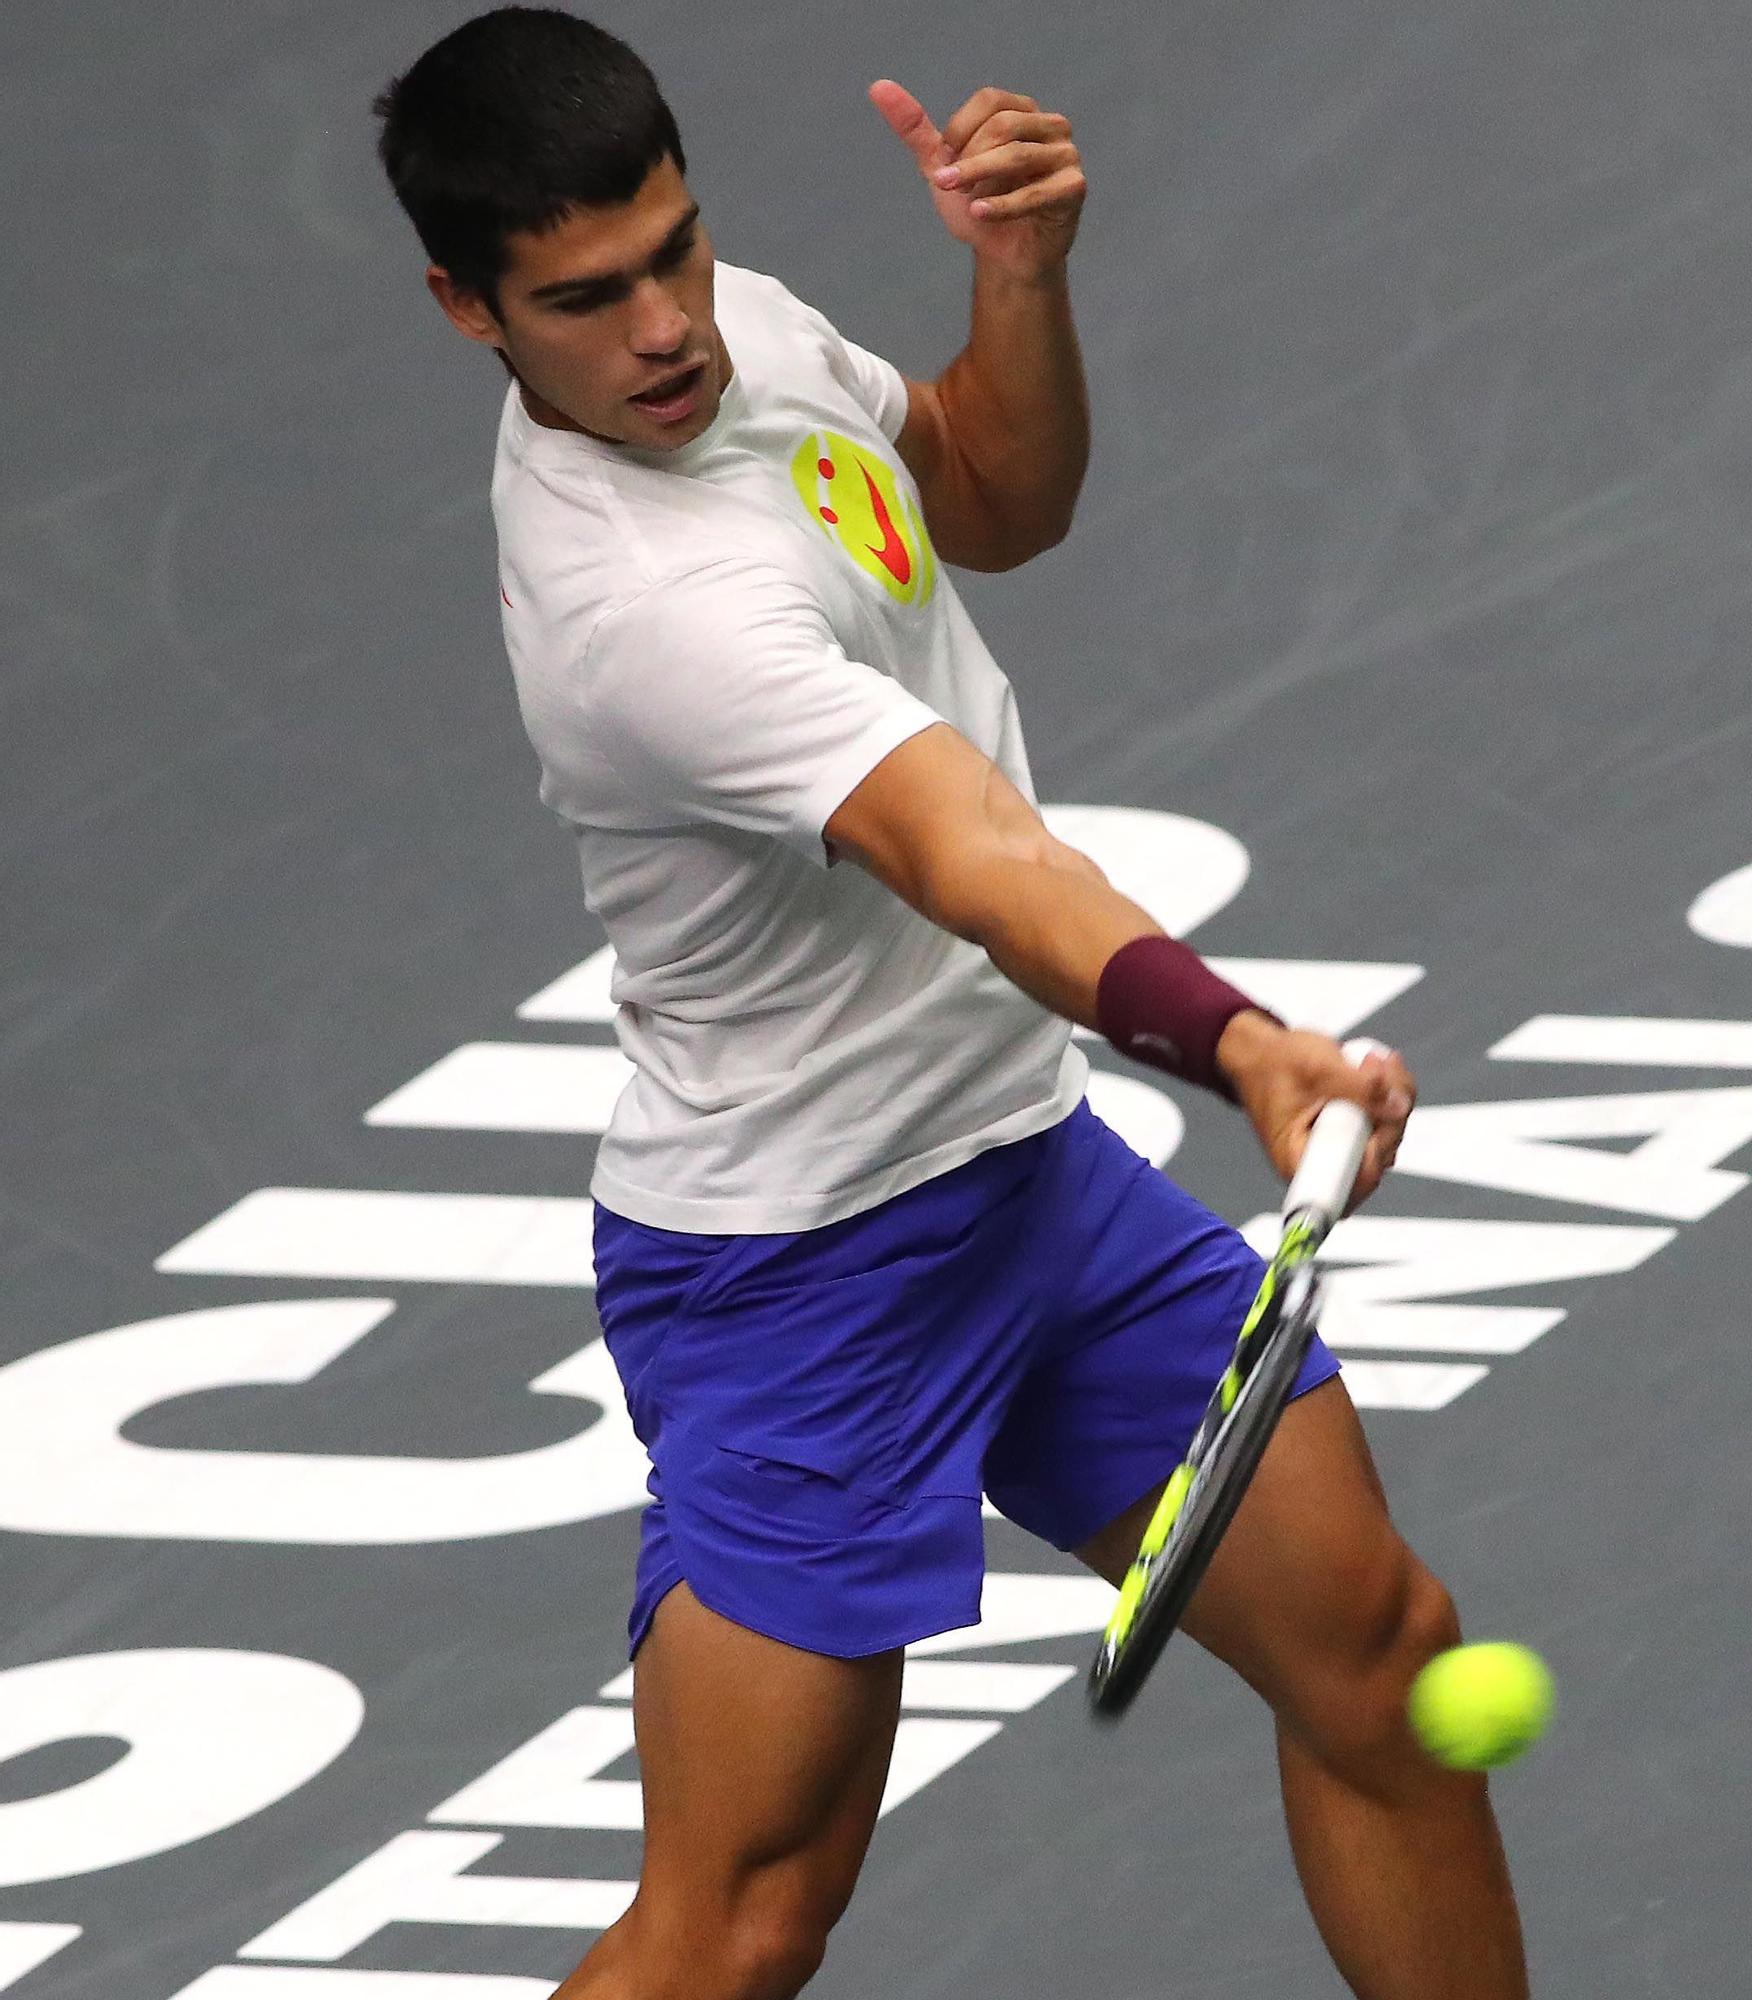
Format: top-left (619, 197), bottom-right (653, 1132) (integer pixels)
top-left (949, 841), bottom-right (1159, 1030)
top-left (942, 842), bottom-right (1278, 1100)
top-left (826, 723), bottom-right (1270, 1092)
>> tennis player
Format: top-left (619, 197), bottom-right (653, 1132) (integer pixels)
top-left (374, 10), bottom-right (1528, 1996)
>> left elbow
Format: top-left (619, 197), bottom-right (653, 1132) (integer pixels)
top-left (1037, 508), bottom-right (1076, 555)
top-left (1013, 475), bottom-right (1083, 564)
top-left (992, 508), bottom-right (1072, 572)
top-left (1000, 511), bottom-right (1074, 570)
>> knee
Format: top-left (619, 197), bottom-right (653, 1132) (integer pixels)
top-left (720, 1899), bottom-right (829, 2000)
top-left (1288, 1549), bottom-right (1465, 1793)
top-left (1363, 1549), bottom-right (1463, 1680)
top-left (1398, 1557), bottom-right (1464, 1670)
top-left (708, 1866), bottom-right (838, 2000)
top-left (616, 1881), bottom-right (832, 2000)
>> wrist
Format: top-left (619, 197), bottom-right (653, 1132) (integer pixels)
top-left (971, 252), bottom-right (1071, 292)
top-left (1214, 1008), bottom-right (1288, 1098)
top-left (1095, 934), bottom-right (1281, 1100)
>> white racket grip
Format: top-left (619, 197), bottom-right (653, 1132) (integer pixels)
top-left (1281, 1037), bottom-right (1390, 1226)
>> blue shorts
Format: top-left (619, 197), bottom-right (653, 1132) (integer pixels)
top-left (593, 1099), bottom-right (1340, 1659)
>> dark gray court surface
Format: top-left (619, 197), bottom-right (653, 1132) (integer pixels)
top-left (6, 1), bottom-right (1751, 1994)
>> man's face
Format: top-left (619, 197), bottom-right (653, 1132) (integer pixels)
top-left (429, 155), bottom-right (727, 451)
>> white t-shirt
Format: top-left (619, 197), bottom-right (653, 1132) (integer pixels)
top-left (492, 259), bottom-right (1085, 1232)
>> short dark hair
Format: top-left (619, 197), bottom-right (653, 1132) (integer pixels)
top-left (373, 6), bottom-right (687, 313)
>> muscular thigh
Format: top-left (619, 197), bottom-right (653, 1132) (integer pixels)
top-left (1075, 1377), bottom-right (1416, 1715)
top-left (632, 1583), bottom-right (904, 1942)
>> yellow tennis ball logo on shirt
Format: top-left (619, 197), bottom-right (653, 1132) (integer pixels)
top-left (791, 430), bottom-right (937, 608)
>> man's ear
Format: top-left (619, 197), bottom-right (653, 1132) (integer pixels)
top-left (426, 265), bottom-right (504, 348)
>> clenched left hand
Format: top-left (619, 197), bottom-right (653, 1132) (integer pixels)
top-left (869, 79), bottom-right (1086, 281)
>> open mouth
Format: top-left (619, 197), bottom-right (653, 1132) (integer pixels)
top-left (629, 362), bottom-right (707, 415)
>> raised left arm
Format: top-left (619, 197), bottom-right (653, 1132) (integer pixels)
top-left (872, 82), bottom-right (1091, 572)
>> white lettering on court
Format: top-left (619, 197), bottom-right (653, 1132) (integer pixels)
top-left (0, 1925), bottom-right (81, 1991)
top-left (0, 1651), bottom-right (361, 1887)
top-left (1687, 860), bottom-right (1752, 947)
top-left (1242, 1215), bottom-right (1672, 1355)
top-left (1391, 1086), bottom-right (1752, 1221)
top-left (0, 1301), bottom-right (648, 1543)
top-left (173, 1971), bottom-right (553, 1997)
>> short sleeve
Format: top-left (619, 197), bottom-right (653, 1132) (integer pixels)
top-left (828, 333), bottom-right (909, 442)
top-left (786, 292), bottom-right (910, 442)
top-left (582, 560), bottom-right (940, 865)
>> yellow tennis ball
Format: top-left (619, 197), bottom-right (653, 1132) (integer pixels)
top-left (1408, 1642), bottom-right (1554, 1771)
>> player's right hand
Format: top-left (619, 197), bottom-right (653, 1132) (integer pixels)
top-left (1216, 1014), bottom-right (1416, 1211)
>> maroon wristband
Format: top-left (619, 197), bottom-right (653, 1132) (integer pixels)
top-left (1095, 934), bottom-right (1279, 1099)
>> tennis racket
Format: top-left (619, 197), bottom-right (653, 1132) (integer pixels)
top-left (1088, 1036), bottom-right (1384, 1720)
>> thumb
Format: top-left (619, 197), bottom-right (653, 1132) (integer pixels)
top-left (868, 78), bottom-right (949, 169)
top-left (1359, 1049), bottom-right (1412, 1122)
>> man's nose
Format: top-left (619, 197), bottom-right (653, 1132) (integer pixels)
top-left (629, 276), bottom-right (691, 355)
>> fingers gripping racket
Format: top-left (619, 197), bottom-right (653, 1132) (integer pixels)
top-left (1088, 1038), bottom-right (1384, 1720)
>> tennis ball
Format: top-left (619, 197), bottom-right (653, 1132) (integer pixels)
top-left (1407, 1642), bottom-right (1554, 1771)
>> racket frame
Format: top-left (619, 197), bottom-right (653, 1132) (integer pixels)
top-left (1087, 1243), bottom-right (1324, 1717)
top-left (1087, 1039), bottom-right (1382, 1721)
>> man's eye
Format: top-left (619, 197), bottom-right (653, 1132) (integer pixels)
top-left (547, 233), bottom-right (694, 313)
top-left (656, 230), bottom-right (697, 270)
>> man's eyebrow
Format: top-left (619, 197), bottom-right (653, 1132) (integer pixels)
top-left (527, 204), bottom-right (703, 303)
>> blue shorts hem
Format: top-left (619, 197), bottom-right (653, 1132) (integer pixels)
top-left (628, 1548), bottom-right (980, 1662)
top-left (1293, 1341), bottom-right (1345, 1404)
